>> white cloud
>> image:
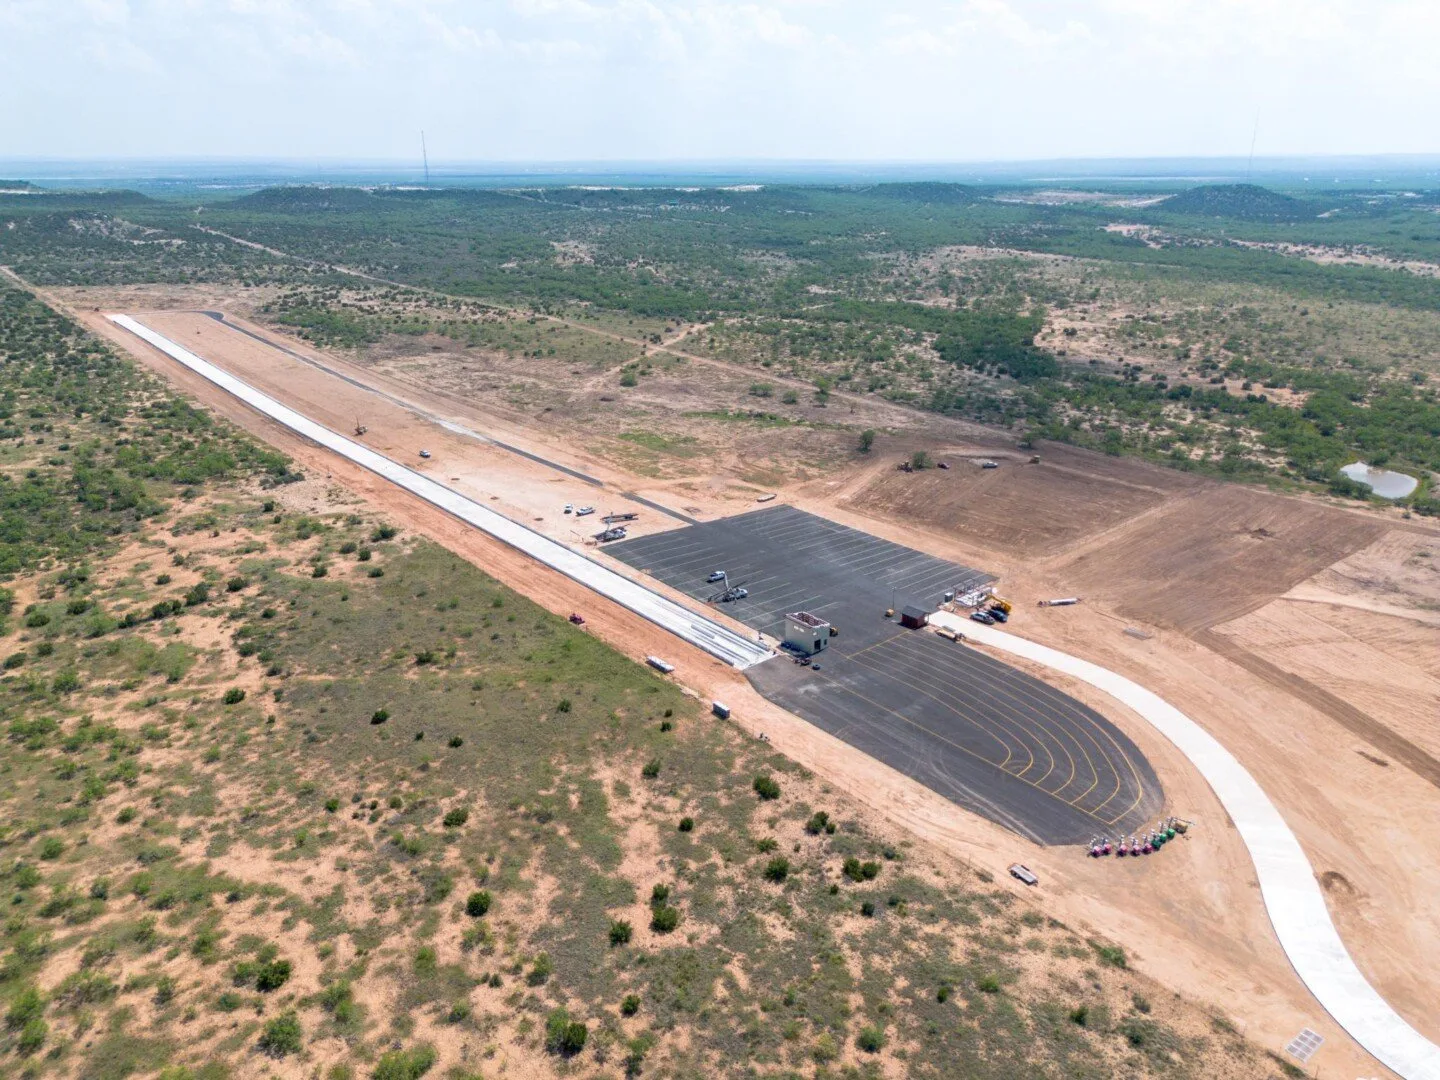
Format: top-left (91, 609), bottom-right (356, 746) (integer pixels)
top-left (0, 0), bottom-right (1435, 160)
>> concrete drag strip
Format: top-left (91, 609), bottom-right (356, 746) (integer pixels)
top-left (930, 611), bottom-right (1440, 1080)
top-left (109, 314), bottom-right (772, 672)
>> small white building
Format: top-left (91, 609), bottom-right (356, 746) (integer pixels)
top-left (784, 611), bottom-right (830, 656)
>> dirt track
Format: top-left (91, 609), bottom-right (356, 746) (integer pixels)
top-left (38, 280), bottom-right (1440, 1079)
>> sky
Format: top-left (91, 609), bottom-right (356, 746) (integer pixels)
top-left (2, 0), bottom-right (1437, 164)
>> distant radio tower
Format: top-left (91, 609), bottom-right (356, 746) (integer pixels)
top-left (1246, 115), bottom-right (1259, 183)
top-left (421, 130), bottom-right (430, 186)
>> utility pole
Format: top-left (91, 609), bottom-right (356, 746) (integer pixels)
top-left (421, 130), bottom-right (430, 186)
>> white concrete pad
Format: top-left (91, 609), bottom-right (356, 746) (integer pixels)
top-left (931, 611), bottom-right (1440, 1080)
top-left (110, 315), bottom-right (773, 671)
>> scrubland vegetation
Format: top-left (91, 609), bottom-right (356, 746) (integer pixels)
top-left (0, 281), bottom-right (1289, 1076)
top-left (8, 178), bottom-right (1436, 507)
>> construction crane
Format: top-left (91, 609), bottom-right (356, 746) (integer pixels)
top-left (708, 577), bottom-right (749, 603)
top-left (353, 416), bottom-right (367, 436)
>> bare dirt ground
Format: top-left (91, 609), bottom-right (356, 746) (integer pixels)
top-left (1048, 485), bottom-right (1390, 632)
top-left (38, 281), bottom-right (1440, 1078)
top-left (843, 444), bottom-right (1197, 560)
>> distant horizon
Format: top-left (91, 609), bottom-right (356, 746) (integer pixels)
top-left (4, 152), bottom-right (1439, 194)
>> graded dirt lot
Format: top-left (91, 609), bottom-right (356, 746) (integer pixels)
top-left (1051, 485), bottom-right (1389, 632)
top-left (844, 444), bottom-right (1196, 559)
top-left (43, 282), bottom-right (1440, 1079)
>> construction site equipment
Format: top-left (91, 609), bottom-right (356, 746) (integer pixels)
top-left (1029, 454), bottom-right (1041, 464)
top-left (595, 526), bottom-right (628, 542)
top-left (602, 511), bottom-right (639, 524)
top-left (646, 656), bottom-right (675, 674)
top-left (568, 613), bottom-right (585, 625)
top-left (1008, 863), bottom-right (1039, 886)
top-left (711, 701), bottom-right (730, 719)
top-left (828, 625), bottom-right (839, 637)
top-left (884, 607), bottom-right (895, 619)
top-left (937, 461), bottom-right (950, 470)
top-left (1039, 597), bottom-right (1080, 607)
top-left (756, 493), bottom-right (777, 503)
top-left (987, 594), bottom-right (1013, 614)
top-left (935, 627), bottom-right (962, 642)
top-left (353, 418), bottom-right (368, 436)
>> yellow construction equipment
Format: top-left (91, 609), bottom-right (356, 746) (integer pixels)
top-left (986, 594), bottom-right (1013, 614)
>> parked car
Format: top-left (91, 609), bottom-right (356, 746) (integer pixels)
top-left (980, 460), bottom-right (998, 469)
top-left (731, 587), bottom-right (749, 599)
top-left (988, 607), bottom-right (1009, 623)
top-left (970, 610), bottom-right (995, 625)
top-left (418, 449), bottom-right (432, 459)
top-left (937, 461), bottom-right (950, 470)
top-left (707, 571), bottom-right (727, 582)
top-left (575, 506), bottom-right (595, 516)
top-left (563, 504), bottom-right (573, 514)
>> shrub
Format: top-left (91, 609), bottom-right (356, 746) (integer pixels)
top-left (857, 1025), bottom-right (885, 1053)
top-left (1069, 1004), bottom-right (1089, 1026)
top-left (640, 758), bottom-right (660, 779)
top-left (226, 577), bottom-right (248, 592)
top-left (860, 900), bottom-right (875, 917)
top-left (649, 906), bottom-right (680, 934)
top-left (367, 567), bottom-right (384, 578)
top-left (527, 952), bottom-right (553, 986)
top-left (222, 687), bottom-right (246, 705)
top-left (443, 807), bottom-right (470, 829)
top-left (373, 1044), bottom-right (437, 1080)
top-left (763, 856), bottom-right (790, 883)
top-left (371, 524), bottom-right (398, 542)
top-left (1132, 993), bottom-right (1152, 1013)
top-left (556, 697), bottom-right (572, 713)
top-left (659, 719), bottom-right (673, 732)
top-left (608, 919), bottom-right (633, 946)
top-left (17, 1017), bottom-right (47, 1055)
top-left (937, 984), bottom-right (952, 1003)
top-left (3, 651), bottom-right (25, 669)
top-left (804, 811), bottom-right (829, 835)
top-left (258, 1011), bottom-right (303, 1056)
top-left (752, 774), bottom-right (781, 800)
top-left (448, 736), bottom-right (463, 748)
top-left (25, 611), bottom-right (50, 628)
top-left (465, 890), bottom-right (492, 918)
top-left (155, 574), bottom-right (172, 585)
top-left (371, 708), bottom-right (389, 725)
top-left (977, 974), bottom-right (1001, 994)
top-left (184, 582), bottom-right (210, 606)
top-left (37, 836), bottom-right (64, 861)
top-left (621, 994), bottom-right (640, 1016)
top-left (1092, 942), bottom-right (1127, 969)
top-left (414, 649), bottom-right (435, 665)
top-left (649, 883), bottom-right (671, 907)
top-left (544, 1008), bottom-right (588, 1057)
top-left (677, 816), bottom-right (694, 833)
top-left (312, 565), bottom-right (328, 578)
top-left (842, 857), bottom-right (881, 882)
top-left (6, 985), bottom-right (44, 1028)
top-left (325, 798), bottom-right (340, 813)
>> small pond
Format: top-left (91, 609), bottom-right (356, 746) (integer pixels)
top-left (1340, 461), bottom-right (1418, 499)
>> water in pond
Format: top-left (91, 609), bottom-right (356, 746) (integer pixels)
top-left (1340, 462), bottom-right (1418, 499)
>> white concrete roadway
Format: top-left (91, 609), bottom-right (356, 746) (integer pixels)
top-left (109, 315), bottom-right (773, 672)
top-left (931, 610), bottom-right (1440, 1080)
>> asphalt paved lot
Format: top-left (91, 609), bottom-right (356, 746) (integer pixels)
top-left (611, 506), bottom-right (1163, 844)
